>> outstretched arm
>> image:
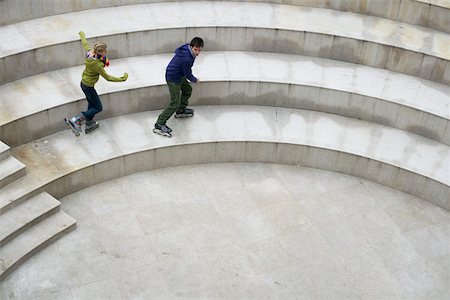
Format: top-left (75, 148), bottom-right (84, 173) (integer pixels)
top-left (95, 64), bottom-right (128, 82)
top-left (79, 31), bottom-right (91, 51)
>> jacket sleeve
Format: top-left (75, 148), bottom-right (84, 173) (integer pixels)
top-left (94, 64), bottom-right (125, 82)
top-left (79, 31), bottom-right (91, 51)
top-left (182, 61), bottom-right (197, 82)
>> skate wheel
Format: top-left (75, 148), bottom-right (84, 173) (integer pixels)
top-left (75, 132), bottom-right (80, 137)
top-left (153, 129), bottom-right (172, 138)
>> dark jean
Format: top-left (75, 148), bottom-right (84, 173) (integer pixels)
top-left (156, 78), bottom-right (192, 125)
top-left (80, 82), bottom-right (103, 121)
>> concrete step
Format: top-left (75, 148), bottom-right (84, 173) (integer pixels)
top-left (0, 210), bottom-right (76, 281)
top-left (0, 175), bottom-right (42, 216)
top-left (0, 192), bottom-right (60, 247)
top-left (0, 141), bottom-right (9, 161)
top-left (1, 2), bottom-right (448, 84)
top-left (0, 156), bottom-right (26, 189)
top-left (1, 0), bottom-right (448, 33)
top-left (7, 106), bottom-right (450, 210)
top-left (1, 52), bottom-right (449, 147)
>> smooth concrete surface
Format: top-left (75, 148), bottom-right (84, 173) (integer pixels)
top-left (1, 52), bottom-right (449, 147)
top-left (418, 0), bottom-right (450, 8)
top-left (0, 156), bottom-right (26, 189)
top-left (0, 192), bottom-right (60, 247)
top-left (0, 209), bottom-right (76, 282)
top-left (0, 192), bottom-right (71, 283)
top-left (1, 163), bottom-right (449, 298)
top-left (1, 0), bottom-right (448, 33)
top-left (1, 2), bottom-right (449, 84)
top-left (3, 106), bottom-right (449, 212)
top-left (0, 140), bottom-right (10, 161)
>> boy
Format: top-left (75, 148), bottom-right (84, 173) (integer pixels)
top-left (153, 37), bottom-right (204, 137)
top-left (66, 31), bottom-right (128, 136)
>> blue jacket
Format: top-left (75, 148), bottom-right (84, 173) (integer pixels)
top-left (165, 44), bottom-right (197, 83)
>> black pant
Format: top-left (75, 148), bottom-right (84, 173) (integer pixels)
top-left (81, 82), bottom-right (103, 121)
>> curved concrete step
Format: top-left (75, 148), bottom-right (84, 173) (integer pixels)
top-left (0, 141), bottom-right (9, 161)
top-left (0, 192), bottom-right (60, 247)
top-left (2, 106), bottom-right (448, 210)
top-left (0, 156), bottom-right (26, 189)
top-left (1, 2), bottom-right (448, 84)
top-left (1, 0), bottom-right (448, 33)
top-left (1, 52), bottom-right (448, 146)
top-left (0, 210), bottom-right (76, 281)
top-left (0, 175), bottom-right (43, 216)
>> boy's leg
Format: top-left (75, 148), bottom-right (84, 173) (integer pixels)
top-left (177, 77), bottom-right (192, 113)
top-left (157, 81), bottom-right (181, 125)
top-left (81, 82), bottom-right (103, 121)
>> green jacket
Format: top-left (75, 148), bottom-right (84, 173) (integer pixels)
top-left (79, 32), bottom-right (124, 87)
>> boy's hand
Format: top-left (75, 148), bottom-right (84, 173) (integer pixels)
top-left (121, 72), bottom-right (128, 81)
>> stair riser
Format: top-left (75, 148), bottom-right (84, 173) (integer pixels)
top-left (0, 167), bottom-right (26, 190)
top-left (0, 149), bottom-right (10, 162)
top-left (0, 189), bottom-right (45, 216)
top-left (2, 27), bottom-right (449, 85)
top-left (0, 205), bottom-right (60, 248)
top-left (0, 222), bottom-right (76, 282)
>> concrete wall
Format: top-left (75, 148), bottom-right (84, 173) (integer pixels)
top-left (42, 142), bottom-right (450, 210)
top-left (1, 0), bottom-right (448, 33)
top-left (1, 82), bottom-right (448, 147)
top-left (2, 27), bottom-right (449, 85)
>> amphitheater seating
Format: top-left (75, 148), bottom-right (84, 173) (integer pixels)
top-left (0, 0), bottom-right (448, 286)
top-left (0, 141), bottom-right (25, 189)
top-left (1, 0), bottom-right (448, 34)
top-left (2, 106), bottom-right (449, 209)
top-left (1, 52), bottom-right (448, 147)
top-left (1, 2), bottom-right (449, 85)
top-left (0, 194), bottom-right (76, 281)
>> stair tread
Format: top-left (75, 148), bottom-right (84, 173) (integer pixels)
top-left (0, 193), bottom-right (60, 245)
top-left (0, 156), bottom-right (25, 180)
top-left (0, 211), bottom-right (76, 275)
top-left (0, 141), bottom-right (9, 161)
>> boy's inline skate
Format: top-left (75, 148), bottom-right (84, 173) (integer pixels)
top-left (153, 123), bottom-right (172, 138)
top-left (174, 108), bottom-right (194, 118)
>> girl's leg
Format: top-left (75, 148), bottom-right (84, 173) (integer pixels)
top-left (80, 82), bottom-right (103, 121)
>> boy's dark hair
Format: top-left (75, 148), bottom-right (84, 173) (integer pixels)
top-left (190, 37), bottom-right (204, 48)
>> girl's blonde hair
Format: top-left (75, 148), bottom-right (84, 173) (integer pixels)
top-left (93, 41), bottom-right (107, 54)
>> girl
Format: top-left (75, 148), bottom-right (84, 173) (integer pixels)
top-left (66, 31), bottom-right (128, 135)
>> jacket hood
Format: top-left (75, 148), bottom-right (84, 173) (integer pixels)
top-left (175, 44), bottom-right (193, 58)
top-left (85, 51), bottom-right (99, 65)
top-left (85, 59), bottom-right (100, 66)
top-left (85, 50), bottom-right (109, 67)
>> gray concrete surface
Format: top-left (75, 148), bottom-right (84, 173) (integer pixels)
top-left (1, 52), bottom-right (448, 147)
top-left (0, 140), bottom-right (10, 161)
top-left (1, 2), bottom-right (449, 84)
top-left (0, 1), bottom-right (448, 294)
top-left (0, 209), bottom-right (76, 282)
top-left (0, 192), bottom-right (74, 283)
top-left (1, 0), bottom-right (448, 33)
top-left (0, 156), bottom-right (26, 189)
top-left (4, 106), bottom-right (449, 212)
top-left (1, 163), bottom-right (448, 299)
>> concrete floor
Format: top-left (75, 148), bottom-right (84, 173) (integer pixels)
top-left (1, 163), bottom-right (448, 299)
